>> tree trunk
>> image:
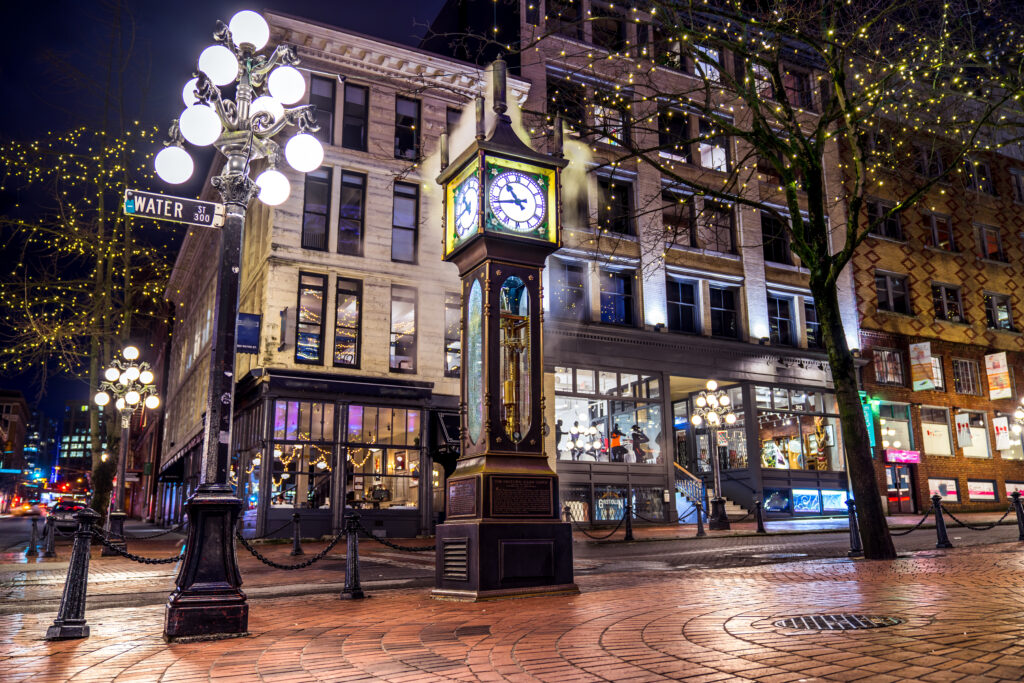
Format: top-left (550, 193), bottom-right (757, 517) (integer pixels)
top-left (815, 279), bottom-right (896, 560)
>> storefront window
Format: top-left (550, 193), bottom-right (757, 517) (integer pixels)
top-left (344, 405), bottom-right (422, 509)
top-left (594, 485), bottom-right (626, 520)
top-left (561, 484), bottom-right (592, 522)
top-left (268, 400), bottom-right (337, 508)
top-left (1000, 428), bottom-right (1024, 460)
top-left (631, 487), bottom-right (665, 520)
top-left (757, 386), bottom-right (843, 471)
top-left (878, 403), bottom-right (912, 451)
top-left (960, 412), bottom-right (991, 458)
top-left (921, 407), bottom-right (953, 456)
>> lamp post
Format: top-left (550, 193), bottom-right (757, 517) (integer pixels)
top-left (93, 346), bottom-right (159, 555)
top-left (154, 10), bottom-right (321, 641)
top-left (689, 380), bottom-right (737, 530)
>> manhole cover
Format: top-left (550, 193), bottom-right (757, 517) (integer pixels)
top-left (774, 614), bottom-right (902, 630)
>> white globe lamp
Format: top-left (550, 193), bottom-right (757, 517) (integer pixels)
top-left (124, 366), bottom-right (141, 381)
top-left (139, 370), bottom-right (155, 385)
top-left (250, 95), bottom-right (284, 125)
top-left (104, 367), bottom-right (120, 382)
top-left (229, 10), bottom-right (269, 50)
top-left (94, 392), bottom-right (110, 407)
top-left (182, 77), bottom-right (200, 106)
top-left (198, 45), bottom-right (238, 86)
top-left (285, 133), bottom-right (324, 172)
top-left (145, 394), bottom-right (161, 410)
top-left (256, 169), bottom-right (290, 206)
top-left (115, 398), bottom-right (126, 411)
top-left (706, 380), bottom-right (718, 391)
top-left (125, 390), bottom-right (141, 406)
top-left (154, 146), bottom-right (194, 184)
top-left (122, 346), bottom-right (140, 360)
top-left (179, 105), bottom-right (222, 147)
top-left (268, 65), bottom-right (305, 104)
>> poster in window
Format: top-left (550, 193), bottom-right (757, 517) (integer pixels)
top-left (954, 413), bottom-right (973, 447)
top-left (928, 477), bottom-right (958, 502)
top-left (909, 342), bottom-right (934, 391)
top-left (1005, 481), bottom-right (1024, 497)
top-left (993, 416), bottom-right (1012, 451)
top-left (967, 480), bottom-right (996, 501)
top-left (985, 352), bottom-right (1011, 400)
top-left (922, 420), bottom-right (952, 455)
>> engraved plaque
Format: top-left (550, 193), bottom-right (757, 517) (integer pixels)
top-left (489, 476), bottom-right (553, 517)
top-left (447, 478), bottom-right (477, 517)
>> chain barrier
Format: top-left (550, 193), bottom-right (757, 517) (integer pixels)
top-left (569, 514), bottom-right (626, 540)
top-left (246, 519), bottom-right (295, 541)
top-left (944, 506), bottom-right (1014, 531)
top-left (353, 518), bottom-right (436, 551)
top-left (122, 522), bottom-right (187, 540)
top-left (90, 529), bottom-right (184, 564)
top-left (236, 529), bottom-right (346, 570)
top-left (889, 509), bottom-right (932, 536)
top-left (727, 508), bottom-right (755, 523)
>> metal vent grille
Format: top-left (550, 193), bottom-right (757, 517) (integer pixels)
top-left (443, 539), bottom-right (469, 581)
top-left (774, 614), bottom-right (902, 631)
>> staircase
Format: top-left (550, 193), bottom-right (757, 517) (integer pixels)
top-left (672, 462), bottom-right (749, 521)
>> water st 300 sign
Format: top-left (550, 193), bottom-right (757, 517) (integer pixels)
top-left (123, 188), bottom-right (225, 228)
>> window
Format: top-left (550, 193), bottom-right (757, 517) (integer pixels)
top-left (333, 278), bottom-right (361, 368)
top-left (914, 144), bottom-right (944, 179)
top-left (698, 116), bottom-right (729, 172)
top-left (693, 45), bottom-right (720, 82)
top-left (547, 74), bottom-right (586, 134)
top-left (930, 355), bottom-right (946, 391)
top-left (593, 97), bottom-right (628, 146)
top-left (389, 286), bottom-right (417, 372)
top-left (921, 407), bottom-right (953, 455)
top-left (337, 171), bottom-right (366, 256)
top-left (394, 96), bottom-right (420, 160)
top-left (804, 302), bottom-right (822, 349)
top-left (875, 272), bottom-right (910, 314)
top-left (782, 69), bottom-right (813, 109)
top-left (761, 212), bottom-right (790, 264)
top-left (866, 199), bottom-right (902, 240)
top-left (751, 63), bottom-right (773, 99)
top-left (550, 259), bottom-right (588, 321)
top-left (696, 202), bottom-right (734, 253)
top-left (309, 75), bottom-right (335, 144)
top-left (924, 213), bottom-right (955, 251)
top-left (1011, 169), bottom-right (1024, 203)
top-left (960, 411), bottom-right (990, 458)
top-left (984, 292), bottom-right (1014, 331)
top-left (666, 278), bottom-right (699, 334)
top-left (446, 107), bottom-right (461, 135)
top-left (268, 400), bottom-right (337, 510)
top-left (546, 0), bottom-right (582, 40)
top-left (873, 349), bottom-right (905, 385)
top-left (878, 403), bottom-right (912, 450)
top-left (591, 5), bottom-right (626, 52)
top-left (301, 168), bottom-right (331, 251)
top-left (767, 295), bottom-right (793, 345)
top-left (709, 286), bottom-right (738, 338)
top-left (931, 284), bottom-right (965, 323)
top-left (977, 224), bottom-right (1006, 262)
top-left (296, 273), bottom-right (327, 364)
top-left (966, 158), bottom-right (996, 195)
top-left (662, 191), bottom-right (693, 246)
top-left (952, 358), bottom-right (981, 395)
top-left (341, 83), bottom-right (369, 151)
top-left (658, 108), bottom-right (691, 162)
top-left (597, 177), bottom-right (633, 235)
top-left (444, 293), bottom-right (460, 377)
top-left (344, 405), bottom-right (422, 510)
top-left (391, 182), bottom-right (418, 263)
top-left (599, 269), bottom-right (635, 326)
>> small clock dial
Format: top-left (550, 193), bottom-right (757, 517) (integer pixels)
top-left (488, 170), bottom-right (546, 233)
top-left (454, 176), bottom-right (480, 238)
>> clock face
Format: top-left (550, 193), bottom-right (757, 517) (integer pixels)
top-left (454, 175), bottom-right (480, 238)
top-left (488, 170), bottom-right (546, 233)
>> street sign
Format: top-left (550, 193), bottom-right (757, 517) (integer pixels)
top-left (124, 188), bottom-right (225, 228)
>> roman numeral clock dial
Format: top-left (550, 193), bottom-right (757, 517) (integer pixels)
top-left (488, 170), bottom-right (546, 234)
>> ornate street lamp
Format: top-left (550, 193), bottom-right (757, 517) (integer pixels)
top-left (93, 346), bottom-right (159, 555)
top-left (689, 380), bottom-right (737, 530)
top-left (154, 10), bottom-right (320, 641)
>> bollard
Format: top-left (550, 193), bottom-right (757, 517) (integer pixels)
top-left (1012, 492), bottom-right (1024, 542)
top-left (623, 501), bottom-right (634, 541)
top-left (846, 499), bottom-right (863, 557)
top-left (931, 494), bottom-right (954, 549)
top-left (42, 515), bottom-right (57, 558)
top-left (46, 508), bottom-right (100, 640)
top-left (290, 513), bottom-right (304, 556)
top-left (340, 513), bottom-right (365, 600)
top-left (26, 517), bottom-right (39, 557)
top-left (562, 504), bottom-right (572, 524)
top-left (696, 490), bottom-right (708, 538)
top-left (754, 498), bottom-right (767, 534)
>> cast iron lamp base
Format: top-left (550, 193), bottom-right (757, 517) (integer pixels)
top-left (164, 483), bottom-right (248, 642)
top-left (101, 511), bottom-right (127, 556)
top-left (708, 498), bottom-right (731, 531)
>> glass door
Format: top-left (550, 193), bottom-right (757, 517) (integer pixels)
top-left (885, 464), bottom-right (915, 514)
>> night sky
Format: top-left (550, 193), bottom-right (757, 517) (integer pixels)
top-left (0, 0), bottom-right (446, 421)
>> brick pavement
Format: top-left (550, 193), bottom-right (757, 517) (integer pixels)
top-left (3, 540), bottom-right (1024, 681)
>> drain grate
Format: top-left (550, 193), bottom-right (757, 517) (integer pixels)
top-left (774, 614), bottom-right (902, 631)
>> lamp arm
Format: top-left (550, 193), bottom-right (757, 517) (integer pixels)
top-left (249, 44), bottom-right (299, 87)
top-left (257, 103), bottom-right (318, 139)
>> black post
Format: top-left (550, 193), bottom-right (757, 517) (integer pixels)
top-left (754, 498), bottom-right (767, 534)
top-left (102, 410), bottom-right (131, 557)
top-left (290, 513), bottom-right (304, 556)
top-left (26, 516), bottom-right (39, 557)
top-left (846, 499), bottom-right (863, 557)
top-left (340, 513), bottom-right (365, 600)
top-left (562, 504), bottom-right (572, 524)
top-left (623, 501), bottom-right (634, 541)
top-left (1012, 491), bottom-right (1024, 542)
top-left (696, 488), bottom-right (708, 537)
top-left (46, 508), bottom-right (99, 640)
top-left (932, 494), bottom-right (953, 548)
top-left (42, 515), bottom-right (57, 558)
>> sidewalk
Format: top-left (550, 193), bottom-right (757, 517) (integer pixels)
top-left (2, 539), bottom-right (1023, 681)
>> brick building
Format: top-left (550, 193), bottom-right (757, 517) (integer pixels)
top-left (854, 149), bottom-right (1024, 513)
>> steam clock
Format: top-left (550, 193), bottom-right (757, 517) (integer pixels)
top-left (433, 60), bottom-right (576, 600)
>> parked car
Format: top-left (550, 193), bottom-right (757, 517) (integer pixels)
top-left (11, 502), bottom-right (44, 517)
top-left (51, 500), bottom-right (86, 530)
